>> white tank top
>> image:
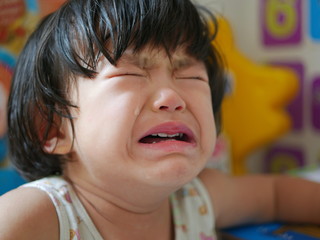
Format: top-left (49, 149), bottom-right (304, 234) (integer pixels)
top-left (23, 176), bottom-right (216, 240)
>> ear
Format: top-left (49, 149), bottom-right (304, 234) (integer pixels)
top-left (43, 120), bottom-right (73, 155)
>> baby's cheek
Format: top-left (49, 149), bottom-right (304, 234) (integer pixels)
top-left (203, 117), bottom-right (217, 155)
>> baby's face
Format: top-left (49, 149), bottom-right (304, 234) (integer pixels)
top-left (64, 47), bottom-right (216, 196)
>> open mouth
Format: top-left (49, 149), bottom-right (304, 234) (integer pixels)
top-left (139, 132), bottom-right (191, 144)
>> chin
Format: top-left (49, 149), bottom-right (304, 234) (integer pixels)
top-left (143, 159), bottom-right (204, 189)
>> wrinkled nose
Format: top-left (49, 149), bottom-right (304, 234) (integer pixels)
top-left (152, 88), bottom-right (186, 112)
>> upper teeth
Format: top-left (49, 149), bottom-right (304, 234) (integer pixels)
top-left (151, 133), bottom-right (183, 138)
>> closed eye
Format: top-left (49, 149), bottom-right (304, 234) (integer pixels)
top-left (126, 73), bottom-right (149, 78)
top-left (112, 73), bottom-right (146, 78)
top-left (176, 76), bottom-right (207, 81)
top-left (124, 73), bottom-right (144, 76)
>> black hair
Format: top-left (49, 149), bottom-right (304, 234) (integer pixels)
top-left (7, 0), bottom-right (225, 181)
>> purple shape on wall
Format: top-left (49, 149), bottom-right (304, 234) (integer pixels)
top-left (261, 0), bottom-right (302, 46)
top-left (272, 62), bottom-right (304, 130)
top-left (264, 145), bottom-right (305, 173)
top-left (312, 77), bottom-right (320, 130)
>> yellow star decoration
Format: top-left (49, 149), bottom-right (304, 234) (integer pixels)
top-left (212, 18), bottom-right (299, 175)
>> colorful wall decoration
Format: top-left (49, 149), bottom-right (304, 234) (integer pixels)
top-left (0, 0), bottom-right (38, 168)
top-left (310, 0), bottom-right (320, 41)
top-left (262, 0), bottom-right (302, 46)
top-left (198, 0), bottom-right (320, 174)
top-left (259, 0), bottom-right (320, 173)
top-left (0, 0), bottom-right (65, 194)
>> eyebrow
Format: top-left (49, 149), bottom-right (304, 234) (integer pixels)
top-left (119, 52), bottom-right (198, 70)
top-left (172, 57), bottom-right (197, 70)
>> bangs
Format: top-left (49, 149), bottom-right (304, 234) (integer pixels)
top-left (56, 0), bottom-right (216, 78)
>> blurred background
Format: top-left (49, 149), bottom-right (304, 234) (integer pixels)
top-left (198, 0), bottom-right (320, 177)
top-left (1, 0), bottom-right (320, 194)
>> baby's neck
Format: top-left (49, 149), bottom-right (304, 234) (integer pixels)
top-left (72, 180), bottom-right (174, 240)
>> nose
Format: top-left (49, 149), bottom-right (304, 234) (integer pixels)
top-left (152, 88), bottom-right (186, 112)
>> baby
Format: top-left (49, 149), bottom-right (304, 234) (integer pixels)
top-left (1, 0), bottom-right (320, 239)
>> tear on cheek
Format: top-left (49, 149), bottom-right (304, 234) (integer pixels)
top-left (134, 107), bottom-right (140, 116)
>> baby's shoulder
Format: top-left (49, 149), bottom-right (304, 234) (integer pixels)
top-left (0, 187), bottom-right (59, 240)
